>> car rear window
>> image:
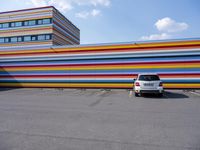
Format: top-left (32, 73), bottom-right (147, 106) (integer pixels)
top-left (138, 75), bottom-right (160, 81)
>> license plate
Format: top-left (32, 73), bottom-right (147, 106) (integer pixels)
top-left (144, 83), bottom-right (154, 86)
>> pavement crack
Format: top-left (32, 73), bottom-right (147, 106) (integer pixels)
top-left (0, 131), bottom-right (199, 150)
top-left (89, 98), bottom-right (103, 107)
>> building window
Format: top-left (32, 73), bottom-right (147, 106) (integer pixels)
top-left (24, 36), bottom-right (31, 41)
top-left (38, 35), bottom-right (45, 40)
top-left (2, 23), bottom-right (9, 28)
top-left (31, 36), bottom-right (37, 41)
top-left (0, 38), bottom-right (4, 43)
top-left (37, 19), bottom-right (43, 25)
top-left (43, 19), bottom-right (51, 24)
top-left (4, 38), bottom-right (9, 43)
top-left (17, 37), bottom-right (23, 42)
top-left (10, 37), bottom-right (18, 43)
top-left (45, 34), bottom-right (51, 40)
top-left (0, 34), bottom-right (52, 44)
top-left (15, 22), bottom-right (22, 27)
top-left (11, 22), bottom-right (15, 27)
top-left (24, 20), bottom-right (36, 26)
top-left (10, 22), bottom-right (23, 27)
top-left (0, 18), bottom-right (52, 29)
top-left (24, 21), bottom-right (29, 26)
top-left (29, 20), bottom-right (36, 26)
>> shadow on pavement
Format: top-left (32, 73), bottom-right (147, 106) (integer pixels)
top-left (0, 88), bottom-right (20, 92)
top-left (163, 91), bottom-right (189, 99)
top-left (142, 91), bottom-right (189, 99)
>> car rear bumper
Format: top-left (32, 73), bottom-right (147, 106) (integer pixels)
top-left (140, 90), bottom-right (162, 94)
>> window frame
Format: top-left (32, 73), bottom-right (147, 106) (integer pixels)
top-left (17, 37), bottom-right (23, 42)
top-left (2, 23), bottom-right (9, 28)
top-left (10, 37), bottom-right (18, 43)
top-left (45, 34), bottom-right (52, 40)
top-left (0, 18), bottom-right (52, 29)
top-left (43, 18), bottom-right (51, 24)
top-left (4, 37), bottom-right (10, 43)
top-left (31, 35), bottom-right (37, 41)
top-left (28, 20), bottom-right (36, 26)
top-left (24, 36), bottom-right (31, 42)
top-left (15, 22), bottom-right (22, 27)
top-left (0, 38), bottom-right (4, 43)
top-left (10, 22), bottom-right (15, 27)
top-left (37, 19), bottom-right (43, 25)
top-left (38, 35), bottom-right (45, 41)
top-left (0, 34), bottom-right (52, 44)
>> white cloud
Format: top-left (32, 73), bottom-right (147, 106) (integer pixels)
top-left (140, 33), bottom-right (171, 41)
top-left (30, 0), bottom-right (73, 12)
top-left (74, 0), bottom-right (110, 7)
top-left (89, 0), bottom-right (110, 6)
top-left (140, 17), bottom-right (189, 41)
top-left (30, 0), bottom-right (47, 7)
top-left (29, 0), bottom-right (111, 14)
top-left (91, 9), bottom-right (101, 16)
top-left (155, 17), bottom-right (189, 33)
top-left (48, 0), bottom-right (73, 12)
top-left (76, 9), bottom-right (101, 19)
top-left (75, 11), bottom-right (90, 19)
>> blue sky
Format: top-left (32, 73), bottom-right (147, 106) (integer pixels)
top-left (0, 0), bottom-right (200, 44)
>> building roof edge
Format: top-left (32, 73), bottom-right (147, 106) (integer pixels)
top-left (0, 6), bottom-right (54, 15)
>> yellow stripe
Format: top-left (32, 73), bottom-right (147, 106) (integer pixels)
top-left (1, 83), bottom-right (200, 89)
top-left (164, 83), bottom-right (200, 88)
top-left (0, 41), bottom-right (52, 47)
top-left (0, 40), bottom-right (200, 55)
top-left (0, 83), bottom-right (133, 88)
top-left (2, 64), bottom-right (200, 71)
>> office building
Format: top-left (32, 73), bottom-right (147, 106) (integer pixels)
top-left (0, 6), bottom-right (80, 47)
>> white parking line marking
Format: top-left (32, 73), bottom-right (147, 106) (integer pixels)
top-left (189, 91), bottom-right (200, 96)
top-left (163, 93), bottom-right (169, 98)
top-left (129, 90), bottom-right (133, 98)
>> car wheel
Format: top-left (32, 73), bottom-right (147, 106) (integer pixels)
top-left (158, 93), bottom-right (163, 97)
top-left (135, 93), bottom-right (139, 97)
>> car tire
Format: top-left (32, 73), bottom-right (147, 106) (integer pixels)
top-left (158, 93), bottom-right (163, 97)
top-left (135, 93), bottom-right (139, 97)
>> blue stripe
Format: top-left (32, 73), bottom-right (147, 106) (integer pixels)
top-left (1, 79), bottom-right (200, 83)
top-left (1, 56), bottom-right (200, 66)
top-left (1, 51), bottom-right (200, 63)
top-left (1, 68), bottom-right (200, 75)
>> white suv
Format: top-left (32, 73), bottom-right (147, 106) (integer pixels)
top-left (134, 73), bottom-right (163, 97)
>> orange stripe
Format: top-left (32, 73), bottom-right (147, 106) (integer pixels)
top-left (1, 44), bottom-right (200, 57)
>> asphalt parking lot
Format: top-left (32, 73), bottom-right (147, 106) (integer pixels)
top-left (0, 88), bottom-right (200, 150)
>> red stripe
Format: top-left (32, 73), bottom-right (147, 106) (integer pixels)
top-left (1, 86), bottom-right (199, 89)
top-left (3, 60), bottom-right (200, 68)
top-left (1, 73), bottom-right (200, 78)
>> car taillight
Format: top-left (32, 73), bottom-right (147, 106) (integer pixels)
top-left (135, 82), bottom-right (140, 86)
top-left (159, 82), bottom-right (163, 86)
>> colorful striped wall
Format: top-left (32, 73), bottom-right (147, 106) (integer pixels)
top-left (0, 38), bottom-right (200, 89)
